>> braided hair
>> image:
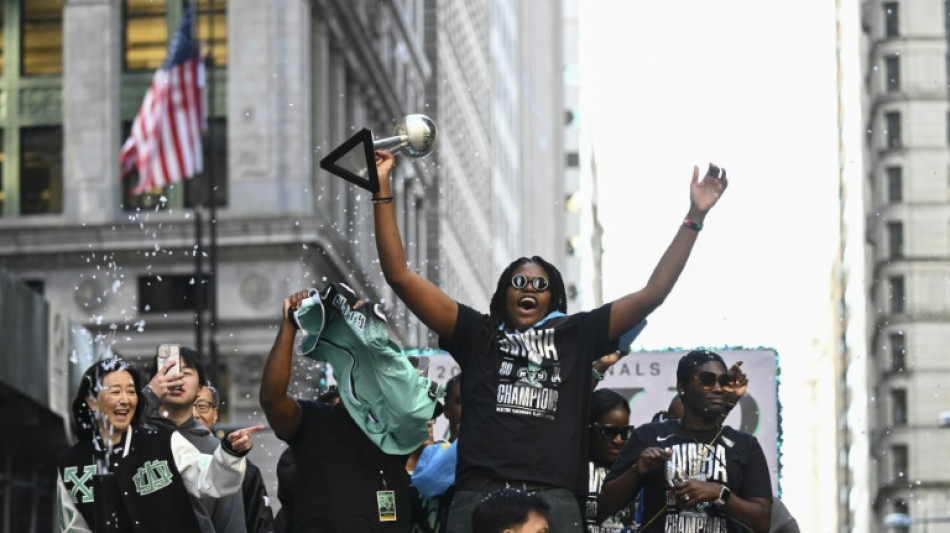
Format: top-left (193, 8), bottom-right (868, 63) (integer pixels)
top-left (485, 256), bottom-right (568, 356)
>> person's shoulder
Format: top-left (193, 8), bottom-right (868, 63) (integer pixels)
top-left (57, 440), bottom-right (92, 466)
top-left (456, 302), bottom-right (488, 322)
top-left (300, 399), bottom-right (348, 424)
top-left (721, 425), bottom-right (763, 448)
top-left (142, 414), bottom-right (177, 432)
top-left (134, 424), bottom-right (175, 441)
top-left (632, 419), bottom-right (679, 441)
top-left (560, 302), bottom-right (612, 324)
top-left (298, 398), bottom-right (329, 411)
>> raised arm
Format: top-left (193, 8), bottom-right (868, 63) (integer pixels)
top-left (608, 164), bottom-right (728, 340)
top-left (259, 291), bottom-right (307, 441)
top-left (373, 151), bottom-right (458, 340)
top-left (172, 431), bottom-right (247, 499)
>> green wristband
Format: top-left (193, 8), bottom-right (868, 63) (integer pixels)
top-left (683, 218), bottom-right (703, 231)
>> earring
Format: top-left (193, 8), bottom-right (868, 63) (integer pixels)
top-left (678, 391), bottom-right (685, 396)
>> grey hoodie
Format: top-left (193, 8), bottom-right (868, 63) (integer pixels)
top-left (142, 385), bottom-right (248, 533)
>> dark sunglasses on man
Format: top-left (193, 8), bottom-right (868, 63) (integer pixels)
top-left (511, 274), bottom-right (549, 292)
top-left (690, 371), bottom-right (738, 392)
top-left (593, 423), bottom-right (634, 441)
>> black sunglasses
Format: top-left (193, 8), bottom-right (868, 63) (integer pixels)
top-left (690, 371), bottom-right (738, 391)
top-left (511, 274), bottom-right (549, 292)
top-left (593, 423), bottom-right (634, 441)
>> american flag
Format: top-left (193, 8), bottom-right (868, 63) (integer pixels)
top-left (121, 3), bottom-right (205, 195)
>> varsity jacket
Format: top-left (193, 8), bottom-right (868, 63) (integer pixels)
top-left (56, 426), bottom-right (245, 532)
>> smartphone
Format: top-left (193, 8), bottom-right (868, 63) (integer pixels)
top-left (157, 344), bottom-right (181, 376)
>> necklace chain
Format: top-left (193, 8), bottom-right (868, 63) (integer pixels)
top-left (636, 423), bottom-right (724, 532)
top-left (683, 423), bottom-right (724, 477)
top-left (680, 420), bottom-right (723, 477)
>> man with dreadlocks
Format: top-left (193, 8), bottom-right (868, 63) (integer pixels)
top-left (370, 150), bottom-right (728, 533)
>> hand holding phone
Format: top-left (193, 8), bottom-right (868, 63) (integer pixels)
top-left (157, 344), bottom-right (181, 377)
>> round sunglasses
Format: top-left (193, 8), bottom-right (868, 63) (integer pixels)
top-left (511, 274), bottom-right (549, 292)
top-left (593, 423), bottom-right (634, 441)
top-left (690, 371), bottom-right (738, 392)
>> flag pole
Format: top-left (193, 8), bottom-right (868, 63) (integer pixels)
top-left (205, 1), bottom-right (221, 388)
top-left (195, 208), bottom-right (204, 354)
top-left (191, 0), bottom-right (208, 379)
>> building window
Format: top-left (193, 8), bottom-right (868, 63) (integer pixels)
top-left (892, 499), bottom-right (910, 533)
top-left (891, 389), bottom-right (907, 426)
top-left (886, 166), bottom-right (902, 203)
top-left (891, 444), bottom-right (908, 480)
top-left (0, 5), bottom-right (62, 218)
top-left (121, 117), bottom-right (227, 211)
top-left (887, 221), bottom-right (903, 258)
top-left (20, 127), bottom-right (63, 215)
top-left (124, 0), bottom-right (169, 71)
top-left (890, 332), bottom-right (906, 372)
top-left (121, 2), bottom-right (228, 212)
top-left (889, 276), bottom-right (905, 313)
top-left (0, 4), bottom-right (5, 76)
top-left (885, 55), bottom-right (900, 92)
top-left (185, 117), bottom-right (228, 208)
top-left (0, 133), bottom-right (4, 213)
top-left (21, 0), bottom-right (63, 76)
top-left (885, 112), bottom-right (902, 148)
top-left (894, 499), bottom-right (909, 515)
top-left (197, 0), bottom-right (228, 67)
top-left (138, 274), bottom-right (208, 313)
top-left (884, 2), bottom-right (899, 37)
top-left (22, 279), bottom-right (45, 295)
top-left (120, 121), bottom-right (167, 211)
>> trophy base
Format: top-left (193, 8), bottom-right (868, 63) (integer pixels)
top-left (319, 128), bottom-right (380, 193)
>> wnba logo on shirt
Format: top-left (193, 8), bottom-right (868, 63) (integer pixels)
top-left (498, 327), bottom-right (559, 362)
top-left (133, 460), bottom-right (174, 495)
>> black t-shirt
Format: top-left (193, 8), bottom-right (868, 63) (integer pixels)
top-left (604, 420), bottom-right (772, 533)
top-left (585, 461), bottom-right (635, 533)
top-left (439, 303), bottom-right (614, 491)
top-left (285, 401), bottom-right (410, 532)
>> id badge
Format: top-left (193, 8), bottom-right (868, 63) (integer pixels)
top-left (377, 490), bottom-right (397, 522)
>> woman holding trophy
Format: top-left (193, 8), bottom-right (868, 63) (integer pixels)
top-left (369, 148), bottom-right (727, 533)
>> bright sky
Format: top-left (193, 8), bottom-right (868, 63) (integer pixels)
top-left (581, 1), bottom-right (844, 528)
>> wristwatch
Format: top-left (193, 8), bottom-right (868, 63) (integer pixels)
top-left (713, 485), bottom-right (731, 507)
